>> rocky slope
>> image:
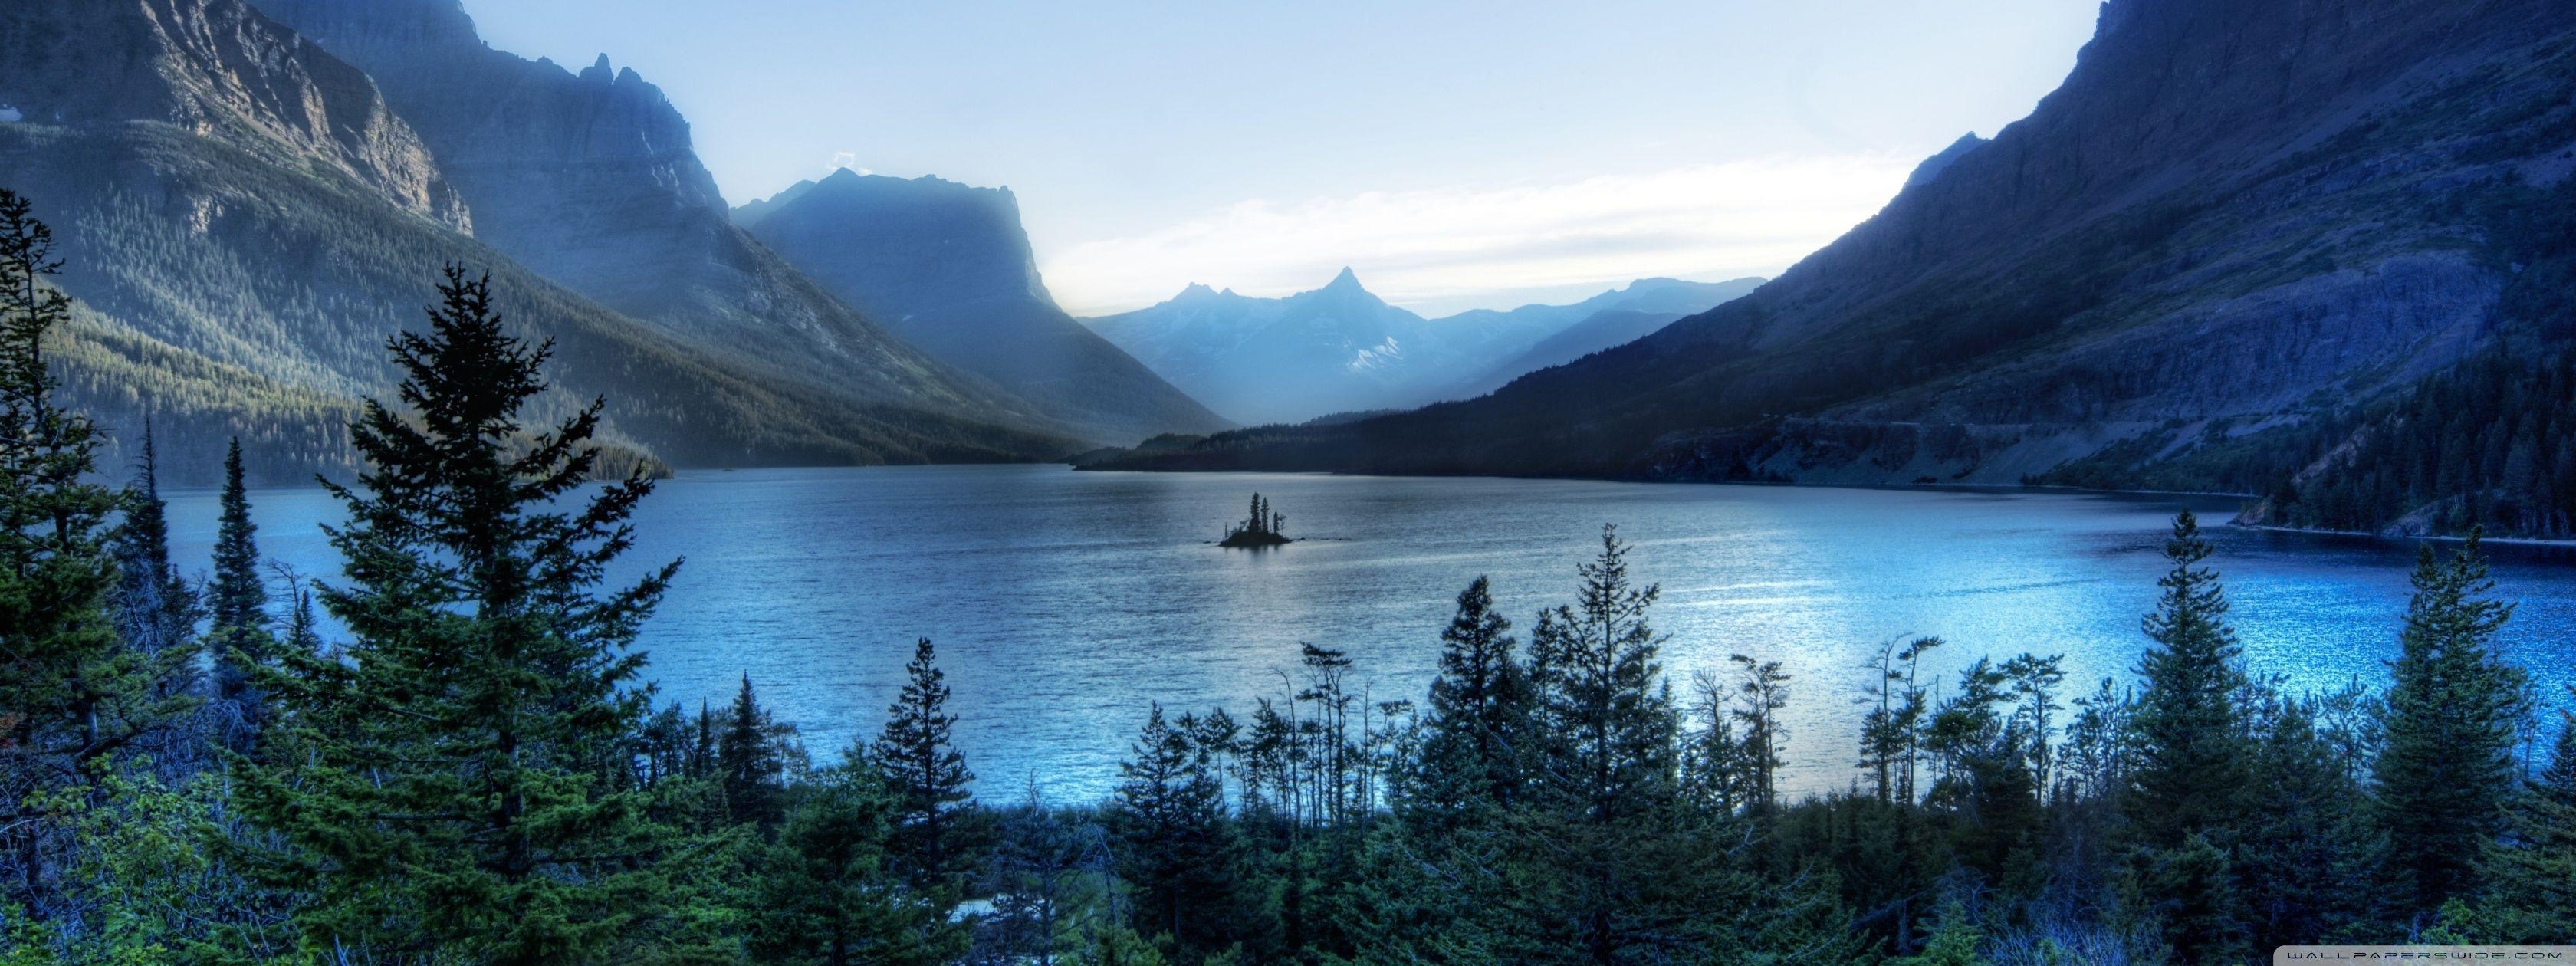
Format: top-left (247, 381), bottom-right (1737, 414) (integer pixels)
top-left (1092, 0), bottom-right (2576, 494)
top-left (0, 0), bottom-right (1076, 484)
top-left (0, 0), bottom-right (468, 229)
top-left (245, 0), bottom-right (1063, 435)
top-left (738, 170), bottom-right (1228, 443)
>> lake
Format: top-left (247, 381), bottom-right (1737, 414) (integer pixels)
top-left (162, 465), bottom-right (2576, 800)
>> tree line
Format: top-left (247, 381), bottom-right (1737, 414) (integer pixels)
top-left (1, 186), bottom-right (2573, 964)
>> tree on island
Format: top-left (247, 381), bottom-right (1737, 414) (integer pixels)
top-left (1221, 492), bottom-right (1291, 547)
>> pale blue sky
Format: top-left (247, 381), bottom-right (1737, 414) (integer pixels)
top-left (464, 0), bottom-right (2101, 315)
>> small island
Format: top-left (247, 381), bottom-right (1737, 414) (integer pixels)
top-left (1221, 492), bottom-right (1294, 548)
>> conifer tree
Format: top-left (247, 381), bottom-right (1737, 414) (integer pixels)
top-left (2376, 533), bottom-right (2525, 914)
top-left (872, 638), bottom-right (974, 886)
top-left (107, 422), bottom-right (200, 695)
top-left (232, 268), bottom-right (711, 963)
top-left (1110, 704), bottom-right (1234, 950)
top-left (205, 438), bottom-right (275, 751)
top-left (1526, 524), bottom-right (1677, 817)
top-left (720, 675), bottom-right (797, 830)
top-left (2126, 510), bottom-right (2251, 849)
top-left (2472, 689), bottom-right (2576, 942)
top-left (748, 751), bottom-right (965, 966)
top-left (1406, 576), bottom-right (1533, 820)
top-left (0, 189), bottom-right (193, 917)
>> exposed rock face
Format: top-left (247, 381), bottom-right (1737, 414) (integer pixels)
top-left (1099, 0), bottom-right (2576, 483)
top-left (0, 0), bottom-right (468, 228)
top-left (740, 170), bottom-right (1051, 321)
top-left (246, 0), bottom-right (1051, 429)
top-left (739, 169), bottom-right (1230, 443)
top-left (0, 0), bottom-right (1080, 484)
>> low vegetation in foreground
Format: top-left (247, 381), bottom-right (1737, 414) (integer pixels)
top-left (2, 197), bottom-right (2573, 964)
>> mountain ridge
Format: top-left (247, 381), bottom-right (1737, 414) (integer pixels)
top-left (735, 169), bottom-right (1230, 444)
top-left (1083, 0), bottom-right (2576, 510)
top-left (0, 0), bottom-right (1081, 485)
top-left (245, 0), bottom-right (1073, 439)
top-left (1085, 273), bottom-right (1764, 425)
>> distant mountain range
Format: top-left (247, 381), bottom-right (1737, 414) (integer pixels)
top-left (735, 170), bottom-right (1228, 443)
top-left (1084, 0), bottom-right (2576, 537)
top-left (1083, 273), bottom-right (1760, 426)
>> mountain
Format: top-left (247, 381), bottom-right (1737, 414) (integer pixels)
top-left (1086, 271), bottom-right (1733, 426)
top-left (242, 0), bottom-right (1069, 437)
top-left (735, 169), bottom-right (1229, 443)
top-left (0, 0), bottom-right (1076, 485)
top-left (1437, 278), bottom-right (1766, 400)
top-left (1083, 269), bottom-right (1457, 426)
top-left (1086, 0), bottom-right (2576, 527)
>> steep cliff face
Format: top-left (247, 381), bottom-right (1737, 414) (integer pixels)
top-left (1098, 0), bottom-right (2576, 485)
top-left (0, 0), bottom-right (1079, 483)
top-left (740, 170), bottom-right (1229, 443)
top-left (245, 0), bottom-right (1057, 431)
top-left (0, 0), bottom-right (467, 228)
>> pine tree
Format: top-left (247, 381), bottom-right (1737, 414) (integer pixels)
top-left (205, 437), bottom-right (275, 752)
top-left (0, 189), bottom-right (193, 918)
top-left (2376, 532), bottom-right (2526, 915)
top-left (232, 268), bottom-right (711, 963)
top-left (107, 422), bottom-right (201, 698)
top-left (871, 638), bottom-right (974, 887)
top-left (1110, 704), bottom-right (1234, 951)
top-left (757, 757), bottom-right (978, 966)
top-left (1405, 576), bottom-right (1533, 821)
top-left (1526, 524), bottom-right (1677, 818)
top-left (748, 753), bottom-right (966, 966)
top-left (2127, 510), bottom-right (2251, 849)
top-left (2472, 690), bottom-right (2576, 942)
top-left (719, 675), bottom-right (797, 830)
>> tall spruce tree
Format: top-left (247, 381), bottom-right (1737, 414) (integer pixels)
top-left (719, 675), bottom-right (797, 830)
top-left (2375, 533), bottom-right (2525, 915)
top-left (205, 438), bottom-right (275, 751)
top-left (1526, 524), bottom-right (1677, 818)
top-left (2127, 510), bottom-right (2251, 849)
top-left (1406, 576), bottom-right (1533, 819)
top-left (872, 638), bottom-right (974, 887)
top-left (107, 422), bottom-right (201, 697)
top-left (0, 189), bottom-right (193, 918)
top-left (232, 268), bottom-right (713, 964)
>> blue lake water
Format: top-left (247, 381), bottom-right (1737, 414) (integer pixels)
top-left (162, 465), bottom-right (2576, 800)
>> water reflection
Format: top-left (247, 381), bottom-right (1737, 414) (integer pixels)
top-left (162, 466), bottom-right (2576, 801)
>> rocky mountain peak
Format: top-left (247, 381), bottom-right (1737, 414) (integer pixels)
top-left (0, 0), bottom-right (468, 229)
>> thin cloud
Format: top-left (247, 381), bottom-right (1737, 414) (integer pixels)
top-left (1043, 154), bottom-right (1917, 317)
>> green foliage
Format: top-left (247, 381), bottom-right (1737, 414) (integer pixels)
top-left (1110, 704), bottom-right (1240, 953)
top-left (0, 188), bottom-right (196, 928)
top-left (2463, 690), bottom-right (2576, 942)
top-left (228, 268), bottom-right (722, 963)
top-left (873, 638), bottom-right (976, 887)
top-left (719, 675), bottom-right (800, 831)
top-left (2375, 534), bottom-right (2528, 915)
top-left (747, 757), bottom-right (965, 966)
top-left (2126, 510), bottom-right (2251, 849)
